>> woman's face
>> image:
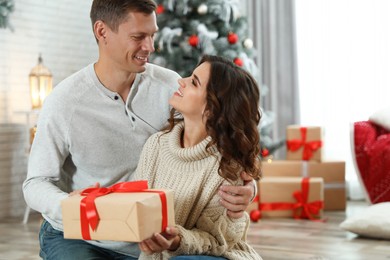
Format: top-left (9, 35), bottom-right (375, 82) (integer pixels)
top-left (169, 62), bottom-right (210, 120)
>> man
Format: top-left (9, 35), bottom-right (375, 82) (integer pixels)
top-left (23, 1), bottom-right (255, 259)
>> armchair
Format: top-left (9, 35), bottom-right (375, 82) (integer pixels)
top-left (351, 117), bottom-right (390, 204)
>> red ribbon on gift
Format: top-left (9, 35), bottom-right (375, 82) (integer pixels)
top-left (286, 127), bottom-right (322, 160)
top-left (259, 177), bottom-right (324, 221)
top-left (79, 180), bottom-right (168, 240)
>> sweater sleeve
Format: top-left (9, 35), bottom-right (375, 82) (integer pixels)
top-left (163, 184), bottom-right (261, 259)
top-left (22, 88), bottom-right (71, 225)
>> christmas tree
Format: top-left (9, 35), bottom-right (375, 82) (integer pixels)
top-left (0, 0), bottom-right (14, 30)
top-left (151, 0), bottom-right (284, 157)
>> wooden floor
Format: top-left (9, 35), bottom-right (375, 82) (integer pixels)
top-left (0, 200), bottom-right (389, 260)
top-left (246, 200), bottom-right (390, 260)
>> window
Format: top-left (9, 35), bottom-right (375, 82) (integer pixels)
top-left (295, 0), bottom-right (390, 198)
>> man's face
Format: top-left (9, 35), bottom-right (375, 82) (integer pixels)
top-left (104, 11), bottom-right (158, 73)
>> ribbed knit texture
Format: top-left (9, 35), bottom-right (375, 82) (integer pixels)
top-left (133, 122), bottom-right (262, 260)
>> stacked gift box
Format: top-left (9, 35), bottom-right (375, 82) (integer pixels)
top-left (248, 125), bottom-right (346, 221)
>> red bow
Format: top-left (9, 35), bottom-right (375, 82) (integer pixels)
top-left (258, 178), bottom-right (324, 221)
top-left (291, 178), bottom-right (323, 220)
top-left (79, 180), bottom-right (168, 240)
top-left (286, 127), bottom-right (322, 160)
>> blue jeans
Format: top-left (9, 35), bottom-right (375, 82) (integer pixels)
top-left (39, 220), bottom-right (226, 260)
top-left (39, 220), bottom-right (138, 260)
top-left (171, 257), bottom-right (226, 260)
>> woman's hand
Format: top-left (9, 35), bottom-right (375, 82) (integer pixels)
top-left (218, 171), bottom-right (255, 218)
top-left (139, 226), bottom-right (180, 255)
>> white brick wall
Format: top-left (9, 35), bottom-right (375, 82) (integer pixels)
top-left (0, 0), bottom-right (98, 219)
top-left (0, 0), bottom-right (98, 122)
top-left (0, 124), bottom-right (28, 219)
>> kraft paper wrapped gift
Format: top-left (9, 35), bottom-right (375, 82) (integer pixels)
top-left (286, 126), bottom-right (323, 162)
top-left (259, 177), bottom-right (324, 219)
top-left (262, 160), bottom-right (346, 210)
top-left (61, 181), bottom-right (175, 242)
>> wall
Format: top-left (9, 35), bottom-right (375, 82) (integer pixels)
top-left (0, 124), bottom-right (27, 219)
top-left (0, 0), bottom-right (97, 219)
top-left (0, 0), bottom-right (98, 122)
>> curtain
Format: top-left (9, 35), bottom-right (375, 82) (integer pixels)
top-left (245, 0), bottom-right (299, 159)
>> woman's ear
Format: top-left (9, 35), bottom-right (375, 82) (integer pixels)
top-left (202, 109), bottom-right (210, 118)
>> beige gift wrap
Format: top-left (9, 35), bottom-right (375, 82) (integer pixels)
top-left (286, 126), bottom-right (323, 162)
top-left (61, 181), bottom-right (175, 242)
top-left (259, 177), bottom-right (324, 219)
top-left (262, 160), bottom-right (346, 210)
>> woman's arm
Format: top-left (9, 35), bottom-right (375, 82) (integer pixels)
top-left (139, 194), bottom-right (248, 258)
top-left (168, 194), bottom-right (248, 257)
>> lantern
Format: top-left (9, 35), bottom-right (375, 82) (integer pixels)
top-left (29, 55), bottom-right (52, 109)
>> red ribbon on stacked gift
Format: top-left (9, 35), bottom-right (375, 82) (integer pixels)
top-left (250, 177), bottom-right (324, 222)
top-left (79, 180), bottom-right (168, 240)
top-left (286, 127), bottom-right (322, 160)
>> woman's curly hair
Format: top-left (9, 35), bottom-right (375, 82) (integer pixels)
top-left (167, 55), bottom-right (262, 182)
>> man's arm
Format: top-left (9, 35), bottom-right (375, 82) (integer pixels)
top-left (22, 92), bottom-right (70, 223)
top-left (218, 171), bottom-right (256, 218)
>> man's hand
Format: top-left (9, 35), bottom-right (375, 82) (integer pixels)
top-left (69, 182), bottom-right (100, 196)
top-left (139, 226), bottom-right (180, 255)
top-left (219, 172), bottom-right (255, 218)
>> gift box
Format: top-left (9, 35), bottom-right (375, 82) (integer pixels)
top-left (262, 160), bottom-right (346, 210)
top-left (61, 181), bottom-right (175, 242)
top-left (286, 126), bottom-right (323, 162)
top-left (259, 177), bottom-right (324, 219)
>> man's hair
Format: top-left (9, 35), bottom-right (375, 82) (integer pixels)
top-left (90, 0), bottom-right (157, 32)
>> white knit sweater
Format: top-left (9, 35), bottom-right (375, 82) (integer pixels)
top-left (133, 122), bottom-right (262, 260)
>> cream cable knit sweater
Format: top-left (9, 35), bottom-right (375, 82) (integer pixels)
top-left (133, 122), bottom-right (262, 260)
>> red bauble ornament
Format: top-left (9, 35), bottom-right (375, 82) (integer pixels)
top-left (261, 148), bottom-right (270, 157)
top-left (188, 35), bottom-right (199, 47)
top-left (234, 57), bottom-right (243, 67)
top-left (250, 210), bottom-right (262, 222)
top-left (156, 4), bottom-right (165, 15)
top-left (228, 32), bottom-right (239, 44)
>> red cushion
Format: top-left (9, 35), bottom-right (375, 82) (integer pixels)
top-left (354, 121), bottom-right (390, 203)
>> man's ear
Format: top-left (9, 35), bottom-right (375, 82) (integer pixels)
top-left (93, 21), bottom-right (107, 43)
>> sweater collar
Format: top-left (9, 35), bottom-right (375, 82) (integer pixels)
top-left (168, 122), bottom-right (218, 162)
top-left (90, 63), bottom-right (142, 101)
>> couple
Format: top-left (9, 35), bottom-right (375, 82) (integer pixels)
top-left (23, 0), bottom-right (262, 259)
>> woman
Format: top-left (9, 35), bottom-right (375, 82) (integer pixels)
top-left (133, 55), bottom-right (262, 260)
